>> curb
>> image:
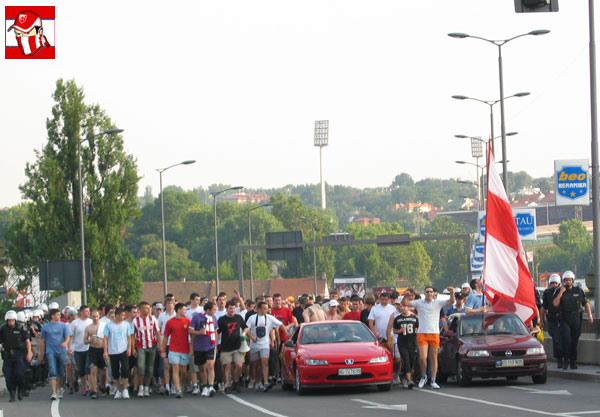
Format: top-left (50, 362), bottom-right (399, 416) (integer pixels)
top-left (548, 368), bottom-right (600, 383)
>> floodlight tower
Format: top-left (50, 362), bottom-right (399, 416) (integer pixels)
top-left (314, 120), bottom-right (329, 209)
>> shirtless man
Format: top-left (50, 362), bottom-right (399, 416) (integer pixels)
top-left (84, 309), bottom-right (105, 399)
top-left (302, 302), bottom-right (326, 323)
top-left (325, 300), bottom-right (341, 320)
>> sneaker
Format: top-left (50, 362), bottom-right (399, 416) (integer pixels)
top-left (248, 380), bottom-right (255, 390)
top-left (401, 378), bottom-right (408, 389)
top-left (201, 386), bottom-right (209, 397)
top-left (417, 376), bottom-right (427, 389)
top-left (138, 386), bottom-right (145, 397)
top-left (114, 390), bottom-right (122, 400)
top-left (81, 388), bottom-right (88, 396)
top-left (170, 385), bottom-right (177, 395)
top-left (144, 386), bottom-right (150, 397)
top-left (263, 382), bottom-right (274, 392)
top-left (58, 388), bottom-right (64, 399)
top-left (122, 389), bottom-right (130, 399)
top-left (393, 376), bottom-right (401, 385)
top-left (51, 392), bottom-right (58, 401)
top-left (159, 386), bottom-right (167, 395)
top-left (430, 381), bottom-right (441, 389)
top-left (90, 391), bottom-right (98, 399)
top-left (224, 385), bottom-right (232, 394)
top-left (208, 386), bottom-right (216, 397)
top-left (192, 384), bottom-right (200, 395)
top-left (233, 381), bottom-right (242, 393)
top-left (218, 382), bottom-right (225, 393)
top-left (176, 390), bottom-right (183, 399)
top-left (255, 383), bottom-right (263, 392)
top-left (408, 381), bottom-right (414, 390)
top-left (109, 385), bottom-right (117, 396)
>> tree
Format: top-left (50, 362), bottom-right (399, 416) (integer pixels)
top-left (5, 79), bottom-right (142, 304)
top-left (392, 173), bottom-right (414, 187)
top-left (422, 217), bottom-right (468, 289)
top-left (553, 219), bottom-right (591, 253)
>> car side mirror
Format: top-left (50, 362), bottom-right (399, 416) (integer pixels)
top-left (283, 340), bottom-right (296, 348)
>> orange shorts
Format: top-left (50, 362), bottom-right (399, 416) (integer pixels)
top-left (417, 333), bottom-right (440, 349)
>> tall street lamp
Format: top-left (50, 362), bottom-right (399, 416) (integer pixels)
top-left (449, 29), bottom-right (550, 191)
top-left (248, 203), bottom-right (272, 300)
top-left (456, 160), bottom-right (484, 209)
top-left (211, 186), bottom-right (244, 296)
top-left (300, 216), bottom-right (318, 296)
top-left (157, 160), bottom-right (196, 297)
top-left (78, 128), bottom-right (123, 305)
top-left (452, 92), bottom-right (529, 153)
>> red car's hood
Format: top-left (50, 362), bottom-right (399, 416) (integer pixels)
top-left (299, 342), bottom-right (388, 362)
top-left (461, 334), bottom-right (541, 350)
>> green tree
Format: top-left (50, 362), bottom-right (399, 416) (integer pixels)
top-left (5, 79), bottom-right (142, 304)
top-left (422, 217), bottom-right (468, 289)
top-left (553, 219), bottom-right (592, 253)
top-left (392, 173), bottom-right (414, 187)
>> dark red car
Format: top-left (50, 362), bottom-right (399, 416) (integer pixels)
top-left (281, 321), bottom-right (393, 394)
top-left (437, 313), bottom-right (547, 386)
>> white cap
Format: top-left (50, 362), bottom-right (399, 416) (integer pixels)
top-left (549, 274), bottom-right (561, 284)
top-left (48, 302), bottom-right (59, 310)
top-left (563, 270), bottom-right (575, 280)
top-left (461, 282), bottom-right (470, 289)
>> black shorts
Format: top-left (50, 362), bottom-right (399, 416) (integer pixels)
top-left (88, 347), bottom-right (105, 370)
top-left (129, 355), bottom-right (138, 369)
top-left (194, 349), bottom-right (216, 366)
top-left (398, 345), bottom-right (417, 374)
top-left (109, 352), bottom-right (129, 380)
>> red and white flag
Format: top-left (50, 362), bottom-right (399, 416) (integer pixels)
top-left (483, 143), bottom-right (537, 325)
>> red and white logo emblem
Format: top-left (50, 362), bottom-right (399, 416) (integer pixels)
top-left (5, 6), bottom-right (55, 59)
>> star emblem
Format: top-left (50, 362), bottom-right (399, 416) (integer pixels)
top-left (571, 191), bottom-right (576, 197)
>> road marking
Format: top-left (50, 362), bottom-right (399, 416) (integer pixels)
top-left (51, 399), bottom-right (60, 417)
top-left (352, 399), bottom-right (407, 411)
top-left (509, 386), bottom-right (572, 395)
top-left (418, 388), bottom-right (561, 416)
top-left (557, 412), bottom-right (600, 416)
top-left (226, 394), bottom-right (289, 417)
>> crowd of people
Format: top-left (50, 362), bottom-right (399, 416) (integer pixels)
top-left (0, 270), bottom-right (592, 403)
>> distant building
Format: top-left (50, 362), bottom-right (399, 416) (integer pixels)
top-left (511, 191), bottom-right (555, 207)
top-left (352, 217), bottom-right (381, 226)
top-left (222, 192), bottom-right (270, 204)
top-left (394, 202), bottom-right (439, 213)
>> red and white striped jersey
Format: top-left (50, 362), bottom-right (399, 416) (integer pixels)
top-left (133, 315), bottom-right (160, 349)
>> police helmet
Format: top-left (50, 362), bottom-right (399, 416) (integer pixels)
top-left (24, 310), bottom-right (32, 320)
top-left (48, 302), bottom-right (59, 310)
top-left (37, 303), bottom-right (48, 312)
top-left (562, 270), bottom-right (575, 281)
top-left (549, 274), bottom-right (561, 284)
top-left (32, 309), bottom-right (42, 318)
top-left (16, 311), bottom-right (26, 322)
top-left (5, 311), bottom-right (17, 321)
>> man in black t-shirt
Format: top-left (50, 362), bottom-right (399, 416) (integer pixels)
top-left (217, 301), bottom-right (248, 393)
top-left (292, 297), bottom-right (308, 325)
top-left (392, 304), bottom-right (418, 389)
top-left (360, 295), bottom-right (375, 327)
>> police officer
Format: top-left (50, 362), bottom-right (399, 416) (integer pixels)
top-left (539, 274), bottom-right (564, 368)
top-left (552, 270), bottom-right (594, 369)
top-left (0, 311), bottom-right (33, 402)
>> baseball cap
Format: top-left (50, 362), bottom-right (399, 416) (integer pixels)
top-left (329, 299), bottom-right (339, 307)
top-left (68, 310), bottom-right (77, 316)
top-left (155, 303), bottom-right (164, 310)
top-left (8, 10), bottom-right (42, 33)
top-left (456, 293), bottom-right (466, 300)
top-left (461, 282), bottom-right (470, 289)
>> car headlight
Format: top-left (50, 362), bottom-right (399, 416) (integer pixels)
top-left (305, 359), bottom-right (329, 366)
top-left (369, 356), bottom-right (389, 364)
top-left (526, 347), bottom-right (545, 355)
top-left (466, 350), bottom-right (490, 358)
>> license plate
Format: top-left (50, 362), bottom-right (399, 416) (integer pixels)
top-left (496, 359), bottom-right (524, 367)
top-left (338, 368), bottom-right (362, 376)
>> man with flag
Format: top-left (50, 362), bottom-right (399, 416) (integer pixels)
top-left (483, 143), bottom-right (538, 326)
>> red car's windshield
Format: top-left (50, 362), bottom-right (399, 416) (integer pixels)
top-left (300, 322), bottom-right (376, 344)
top-left (459, 314), bottom-right (529, 337)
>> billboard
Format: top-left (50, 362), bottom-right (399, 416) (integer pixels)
top-left (555, 159), bottom-right (590, 206)
top-left (477, 209), bottom-right (536, 241)
top-left (332, 276), bottom-right (365, 298)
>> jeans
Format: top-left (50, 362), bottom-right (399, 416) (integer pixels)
top-left (46, 352), bottom-right (67, 380)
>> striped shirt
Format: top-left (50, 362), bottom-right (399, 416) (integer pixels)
top-left (133, 315), bottom-right (160, 349)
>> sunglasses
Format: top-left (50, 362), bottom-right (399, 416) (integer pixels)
top-left (425, 290), bottom-right (434, 293)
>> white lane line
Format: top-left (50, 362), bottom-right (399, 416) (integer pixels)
top-left (557, 412), bottom-right (600, 416)
top-left (51, 399), bottom-right (61, 417)
top-left (509, 386), bottom-right (572, 395)
top-left (417, 388), bottom-right (562, 416)
top-left (226, 394), bottom-right (289, 417)
top-left (352, 398), bottom-right (407, 411)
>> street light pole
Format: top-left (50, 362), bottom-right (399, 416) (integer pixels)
top-left (157, 160), bottom-right (196, 297)
top-left (300, 216), bottom-right (318, 296)
top-left (449, 29), bottom-right (550, 192)
top-left (248, 203), bottom-right (272, 300)
top-left (211, 186), bottom-right (244, 296)
top-left (78, 128), bottom-right (123, 305)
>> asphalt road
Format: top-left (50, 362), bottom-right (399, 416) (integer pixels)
top-left (3, 375), bottom-right (600, 417)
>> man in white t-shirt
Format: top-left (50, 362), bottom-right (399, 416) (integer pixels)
top-left (368, 292), bottom-right (396, 342)
top-left (246, 301), bottom-right (286, 392)
top-left (404, 286), bottom-right (455, 389)
top-left (69, 305), bottom-right (93, 394)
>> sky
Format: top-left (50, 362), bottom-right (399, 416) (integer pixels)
top-left (0, 1), bottom-right (595, 208)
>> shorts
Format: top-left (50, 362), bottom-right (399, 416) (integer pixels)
top-left (109, 352), bottom-right (129, 380)
top-left (167, 351), bottom-right (189, 366)
top-left (136, 348), bottom-right (156, 379)
top-left (249, 348), bottom-right (270, 361)
top-left (46, 352), bottom-right (67, 380)
top-left (417, 333), bottom-right (440, 349)
top-left (88, 347), bottom-right (106, 370)
top-left (129, 354), bottom-right (138, 369)
top-left (194, 349), bottom-right (216, 367)
top-left (220, 350), bottom-right (243, 365)
top-left (74, 351), bottom-right (90, 377)
top-left (398, 345), bottom-right (417, 374)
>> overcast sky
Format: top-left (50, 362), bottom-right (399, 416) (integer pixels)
top-left (0, 1), bottom-right (595, 208)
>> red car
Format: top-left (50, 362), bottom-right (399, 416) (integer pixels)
top-left (437, 312), bottom-right (547, 386)
top-left (281, 320), bottom-right (393, 394)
